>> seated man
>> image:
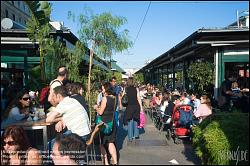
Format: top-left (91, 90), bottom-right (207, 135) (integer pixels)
top-left (46, 86), bottom-right (91, 141)
top-left (51, 133), bottom-right (87, 165)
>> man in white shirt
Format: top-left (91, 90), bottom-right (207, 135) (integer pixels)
top-left (46, 86), bottom-right (90, 140)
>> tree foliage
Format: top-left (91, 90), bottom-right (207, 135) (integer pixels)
top-left (68, 8), bottom-right (133, 123)
top-left (25, 1), bottom-right (52, 81)
top-left (106, 72), bottom-right (122, 83)
top-left (69, 9), bottom-right (132, 60)
top-left (187, 61), bottom-right (214, 93)
top-left (26, 1), bottom-right (86, 85)
top-left (133, 73), bottom-right (144, 84)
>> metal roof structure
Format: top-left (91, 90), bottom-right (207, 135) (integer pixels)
top-left (137, 27), bottom-right (249, 73)
top-left (1, 29), bottom-right (111, 71)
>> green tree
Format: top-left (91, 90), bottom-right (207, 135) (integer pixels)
top-left (26, 2), bottom-right (86, 84)
top-left (187, 61), bottom-right (214, 93)
top-left (25, 1), bottom-right (52, 82)
top-left (68, 8), bottom-right (133, 123)
top-left (106, 72), bottom-right (122, 83)
top-left (133, 73), bottom-right (144, 84)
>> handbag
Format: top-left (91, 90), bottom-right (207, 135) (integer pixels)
top-left (137, 112), bottom-right (146, 128)
top-left (122, 88), bottom-right (128, 107)
top-left (95, 97), bottom-right (116, 135)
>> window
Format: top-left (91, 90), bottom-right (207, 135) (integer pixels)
top-left (11, 1), bottom-right (14, 5)
top-left (23, 4), bottom-right (26, 12)
top-left (5, 10), bottom-right (9, 18)
top-left (12, 14), bottom-right (15, 21)
top-left (19, 17), bottom-right (22, 24)
top-left (18, 1), bottom-right (20, 8)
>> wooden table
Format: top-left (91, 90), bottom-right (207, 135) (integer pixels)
top-left (5, 119), bottom-right (56, 151)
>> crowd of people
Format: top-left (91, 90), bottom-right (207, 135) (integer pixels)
top-left (1, 66), bottom-right (126, 165)
top-left (138, 84), bottom-right (213, 125)
top-left (1, 65), bottom-right (249, 165)
top-left (220, 73), bottom-right (249, 112)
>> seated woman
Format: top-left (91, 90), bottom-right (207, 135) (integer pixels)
top-left (155, 92), bottom-right (163, 107)
top-left (66, 82), bottom-right (89, 116)
top-left (193, 95), bottom-right (212, 124)
top-left (150, 92), bottom-right (162, 109)
top-left (150, 93), bottom-right (156, 108)
top-left (1, 89), bottom-right (31, 129)
top-left (160, 93), bottom-right (170, 116)
top-left (1, 125), bottom-right (42, 165)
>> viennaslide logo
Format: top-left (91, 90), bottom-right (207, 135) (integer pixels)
top-left (219, 146), bottom-right (248, 165)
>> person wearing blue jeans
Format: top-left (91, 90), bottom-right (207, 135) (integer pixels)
top-left (127, 119), bottom-right (139, 141)
top-left (123, 77), bottom-right (144, 142)
top-left (110, 76), bottom-right (122, 127)
top-left (115, 106), bottom-right (120, 127)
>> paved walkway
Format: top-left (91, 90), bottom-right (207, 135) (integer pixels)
top-left (91, 111), bottom-right (200, 165)
top-left (115, 111), bottom-right (201, 165)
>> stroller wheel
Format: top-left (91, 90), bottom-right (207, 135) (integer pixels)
top-left (166, 129), bottom-right (171, 140)
top-left (174, 138), bottom-right (181, 144)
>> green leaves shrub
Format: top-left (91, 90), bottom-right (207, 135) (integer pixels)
top-left (192, 113), bottom-right (249, 165)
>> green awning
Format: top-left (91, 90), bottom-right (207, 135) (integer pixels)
top-left (83, 55), bottom-right (110, 71)
top-left (1, 56), bottom-right (40, 64)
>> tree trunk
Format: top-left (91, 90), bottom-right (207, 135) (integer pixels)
top-left (87, 41), bottom-right (95, 127)
top-left (40, 47), bottom-right (45, 82)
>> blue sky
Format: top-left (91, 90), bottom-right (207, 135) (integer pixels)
top-left (50, 1), bottom-right (249, 70)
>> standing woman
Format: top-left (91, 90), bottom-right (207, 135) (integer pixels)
top-left (124, 77), bottom-right (144, 142)
top-left (94, 82), bottom-right (118, 165)
top-left (1, 89), bottom-right (31, 129)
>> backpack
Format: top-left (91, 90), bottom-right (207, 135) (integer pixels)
top-left (39, 86), bottom-right (50, 105)
top-left (40, 79), bottom-right (63, 112)
top-left (179, 109), bottom-right (193, 127)
top-left (121, 88), bottom-right (128, 107)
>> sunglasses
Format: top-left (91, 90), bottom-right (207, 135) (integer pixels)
top-left (22, 97), bottom-right (31, 101)
top-left (3, 141), bottom-right (16, 146)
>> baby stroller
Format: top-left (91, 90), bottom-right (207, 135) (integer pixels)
top-left (170, 105), bottom-right (193, 144)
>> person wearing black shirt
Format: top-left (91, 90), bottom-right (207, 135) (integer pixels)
top-left (66, 82), bottom-right (89, 117)
top-left (220, 74), bottom-right (237, 109)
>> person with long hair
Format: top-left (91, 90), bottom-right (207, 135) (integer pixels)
top-left (93, 82), bottom-right (118, 165)
top-left (1, 125), bottom-right (42, 165)
top-left (194, 95), bottom-right (212, 123)
top-left (1, 89), bottom-right (31, 129)
top-left (123, 77), bottom-right (144, 142)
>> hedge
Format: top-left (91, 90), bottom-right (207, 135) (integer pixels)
top-left (192, 112), bottom-right (249, 165)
